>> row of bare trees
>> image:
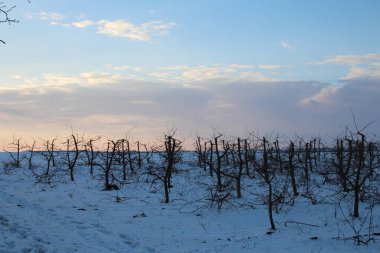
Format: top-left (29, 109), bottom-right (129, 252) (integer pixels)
top-left (194, 131), bottom-right (379, 231)
top-left (3, 134), bottom-right (153, 188)
top-left (3, 132), bottom-right (185, 205)
top-left (332, 132), bottom-right (379, 217)
top-left (2, 130), bottom-right (379, 239)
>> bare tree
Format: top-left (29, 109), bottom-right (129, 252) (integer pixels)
top-left (254, 137), bottom-right (276, 230)
top-left (148, 132), bottom-right (182, 203)
top-left (39, 138), bottom-right (58, 175)
top-left (26, 139), bottom-right (36, 170)
top-left (83, 137), bottom-right (100, 175)
top-left (64, 134), bottom-right (80, 181)
top-left (336, 112), bottom-right (380, 218)
top-left (4, 137), bottom-right (26, 167)
top-left (0, 0), bottom-right (30, 44)
top-left (136, 141), bottom-right (142, 169)
top-left (333, 138), bottom-right (350, 192)
top-left (94, 140), bottom-right (119, 191)
top-left (195, 136), bottom-right (204, 168)
top-left (207, 140), bottom-right (214, 177)
top-left (213, 134), bottom-right (225, 191)
top-left (287, 141), bottom-right (298, 198)
top-left (349, 132), bottom-right (375, 217)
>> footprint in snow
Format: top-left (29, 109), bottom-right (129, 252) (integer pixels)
top-left (119, 233), bottom-right (140, 248)
top-left (97, 228), bottom-right (112, 234)
top-left (145, 246), bottom-right (155, 252)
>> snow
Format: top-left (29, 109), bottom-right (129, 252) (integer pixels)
top-left (0, 152), bottom-right (379, 253)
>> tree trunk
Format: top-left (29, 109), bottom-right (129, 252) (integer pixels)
top-left (289, 141), bottom-right (298, 197)
top-left (237, 138), bottom-right (243, 198)
top-left (215, 137), bottom-right (222, 191)
top-left (268, 183), bottom-right (276, 230)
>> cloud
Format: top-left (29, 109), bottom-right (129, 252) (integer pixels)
top-left (228, 64), bottom-right (255, 69)
top-left (342, 66), bottom-right (372, 80)
top-left (96, 19), bottom-right (149, 40)
top-left (109, 65), bottom-right (130, 71)
top-left (2, 63), bottom-right (281, 90)
top-left (182, 65), bottom-right (229, 81)
top-left (181, 65), bottom-right (276, 82)
top-left (159, 65), bottom-right (190, 71)
top-left (49, 17), bottom-right (176, 41)
top-left (300, 79), bottom-right (380, 132)
top-left (96, 20), bottom-right (175, 41)
top-left (258, 65), bottom-right (285, 70)
top-left (278, 40), bottom-right (294, 50)
top-left (299, 86), bottom-right (340, 106)
top-left (71, 20), bottom-right (95, 28)
top-left (313, 53), bottom-right (380, 80)
top-left (103, 64), bottom-right (281, 83)
top-left (1, 72), bottom-right (127, 94)
top-left (28, 12), bottom-right (64, 21)
top-left (3, 70), bottom-right (379, 143)
top-left (314, 54), bottom-right (380, 66)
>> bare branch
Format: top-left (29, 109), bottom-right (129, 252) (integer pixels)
top-left (1, 0), bottom-right (31, 44)
top-left (349, 107), bottom-right (359, 133)
top-left (0, 4), bottom-right (19, 24)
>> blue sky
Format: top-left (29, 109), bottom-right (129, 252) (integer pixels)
top-left (1, 0), bottom-right (380, 143)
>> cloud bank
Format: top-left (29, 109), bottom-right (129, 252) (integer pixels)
top-left (1, 68), bottom-right (379, 143)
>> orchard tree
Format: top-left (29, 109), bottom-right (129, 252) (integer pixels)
top-left (1, 0), bottom-right (30, 44)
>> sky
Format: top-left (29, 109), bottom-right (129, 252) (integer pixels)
top-left (1, 0), bottom-right (380, 145)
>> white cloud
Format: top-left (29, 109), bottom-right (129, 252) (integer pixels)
top-left (258, 65), bottom-right (284, 70)
top-left (140, 21), bottom-right (176, 36)
top-left (159, 65), bottom-right (190, 71)
top-left (78, 72), bottom-right (125, 86)
top-left (180, 65), bottom-right (277, 82)
top-left (278, 40), bottom-right (294, 50)
top-left (72, 20), bottom-right (95, 28)
top-left (95, 64), bottom-right (278, 83)
top-left (343, 65), bottom-right (380, 80)
top-left (96, 20), bottom-right (175, 41)
top-left (49, 18), bottom-right (176, 41)
top-left (42, 74), bottom-right (81, 87)
top-left (182, 65), bottom-right (228, 81)
top-left (50, 21), bottom-right (71, 27)
top-left (342, 67), bottom-right (370, 80)
top-left (2, 63), bottom-right (283, 90)
top-left (314, 53), bottom-right (380, 80)
top-left (96, 19), bottom-right (150, 41)
top-left (227, 64), bottom-right (255, 69)
top-left (30, 12), bottom-right (64, 21)
top-left (112, 65), bottom-right (130, 71)
top-left (1, 72), bottom-right (127, 94)
top-left (299, 86), bottom-right (340, 106)
top-left (105, 65), bottom-right (145, 72)
top-left (314, 54), bottom-right (380, 65)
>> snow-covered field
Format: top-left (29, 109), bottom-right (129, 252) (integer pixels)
top-left (0, 151), bottom-right (379, 253)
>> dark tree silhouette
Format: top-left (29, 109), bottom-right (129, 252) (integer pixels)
top-left (1, 0), bottom-right (30, 44)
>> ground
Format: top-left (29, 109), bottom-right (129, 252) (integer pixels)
top-left (0, 152), bottom-right (379, 253)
